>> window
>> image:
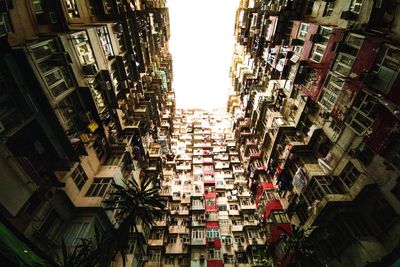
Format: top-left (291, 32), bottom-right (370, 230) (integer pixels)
top-left (192, 199), bottom-right (203, 207)
top-left (171, 204), bottom-right (179, 212)
top-left (310, 27), bottom-right (333, 62)
top-left (293, 45), bottom-right (303, 55)
top-left (71, 32), bottom-right (96, 66)
top-left (297, 23), bottom-right (309, 40)
top-left (165, 256), bottom-right (174, 264)
top-left (93, 141), bottom-right (104, 159)
top-left (32, 39), bottom-right (75, 99)
top-left (97, 26), bottom-right (114, 58)
top-left (151, 230), bottom-right (163, 240)
top-left (207, 229), bottom-right (220, 239)
top-left (206, 198), bottom-right (215, 207)
top-left (178, 257), bottom-right (186, 265)
top-left (218, 205), bottom-right (227, 211)
top-left (346, 91), bottom-right (378, 135)
top-left (64, 0), bottom-right (80, 18)
top-left (241, 198), bottom-right (252, 206)
top-left (350, 0), bottom-right (363, 14)
top-left (346, 34), bottom-right (364, 49)
top-left (340, 162), bottom-right (360, 188)
top-left (234, 235), bottom-right (245, 244)
top-left (229, 204), bottom-right (238, 210)
top-left (318, 73), bottom-right (344, 111)
top-left (271, 210), bottom-right (289, 224)
top-left (148, 250), bottom-right (161, 262)
top-left (167, 235), bottom-right (177, 244)
top-left (371, 197), bottom-right (397, 231)
top-left (63, 221), bottom-right (89, 246)
top-left (221, 235), bottom-right (233, 245)
top-left (332, 53), bottom-right (355, 76)
top-left (323, 1), bottom-right (335, 16)
top-left (31, 40), bottom-right (57, 61)
top-left (208, 249), bottom-right (222, 259)
top-left (329, 120), bottom-right (344, 134)
top-left (71, 164), bottom-right (88, 190)
top-left (369, 44), bottom-right (400, 94)
top-left (219, 219), bottom-right (229, 225)
top-left (247, 229), bottom-right (259, 239)
top-left (224, 255), bottom-right (234, 263)
top-left (192, 229), bottom-right (205, 239)
top-left (85, 178), bottom-right (113, 197)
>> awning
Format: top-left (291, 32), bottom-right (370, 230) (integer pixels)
top-left (206, 221), bottom-right (219, 228)
top-left (268, 223), bottom-right (292, 243)
top-left (0, 221), bottom-right (51, 266)
top-left (263, 199), bottom-right (283, 219)
top-left (255, 182), bottom-right (274, 206)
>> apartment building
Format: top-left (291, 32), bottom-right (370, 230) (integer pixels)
top-left (1, 0), bottom-right (174, 266)
top-left (1, 0), bottom-right (400, 267)
top-left (142, 109), bottom-right (268, 267)
top-left (229, 0), bottom-right (400, 266)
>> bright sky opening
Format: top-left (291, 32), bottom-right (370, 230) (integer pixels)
top-left (168, 0), bottom-right (240, 110)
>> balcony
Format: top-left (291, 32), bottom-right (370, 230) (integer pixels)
top-left (205, 213), bottom-right (219, 221)
top-left (299, 173), bottom-right (372, 229)
top-left (168, 225), bottom-right (189, 234)
top-left (239, 198), bottom-right (256, 210)
top-left (191, 237), bottom-right (206, 246)
top-left (231, 224), bottom-right (243, 232)
top-left (192, 201), bottom-right (205, 211)
top-left (192, 219), bottom-right (206, 227)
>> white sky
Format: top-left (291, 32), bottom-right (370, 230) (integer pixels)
top-left (168, 0), bottom-right (239, 110)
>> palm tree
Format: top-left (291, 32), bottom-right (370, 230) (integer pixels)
top-left (58, 226), bottom-right (113, 267)
top-left (102, 173), bottom-right (165, 266)
top-left (277, 225), bottom-right (322, 267)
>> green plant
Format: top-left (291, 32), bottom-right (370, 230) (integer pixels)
top-left (103, 174), bottom-right (165, 266)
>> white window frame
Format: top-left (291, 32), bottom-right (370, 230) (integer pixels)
top-left (345, 91), bottom-right (377, 135)
top-left (297, 23), bottom-right (309, 40)
top-left (369, 43), bottom-right (400, 94)
top-left (165, 256), bottom-right (174, 265)
top-left (310, 27), bottom-right (333, 63)
top-left (192, 229), bottom-right (205, 239)
top-left (318, 73), bottom-right (345, 111)
top-left (71, 164), bottom-right (88, 190)
top-left (168, 235), bottom-right (177, 243)
top-left (208, 248), bottom-right (222, 259)
top-left (350, 0), bottom-right (363, 14)
top-left (332, 53), bottom-right (355, 77)
top-left (148, 250), bottom-right (161, 262)
top-left (324, 1), bottom-right (335, 16)
top-left (207, 229), bottom-right (220, 239)
top-left (85, 178), bottom-right (113, 197)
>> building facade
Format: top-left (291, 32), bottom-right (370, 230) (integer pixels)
top-left (1, 0), bottom-right (400, 267)
top-left (1, 0), bottom-right (174, 266)
top-left (228, 0), bottom-right (400, 266)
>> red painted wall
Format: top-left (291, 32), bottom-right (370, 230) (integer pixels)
top-left (301, 24), bottom-right (319, 60)
top-left (207, 260), bottom-right (224, 267)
